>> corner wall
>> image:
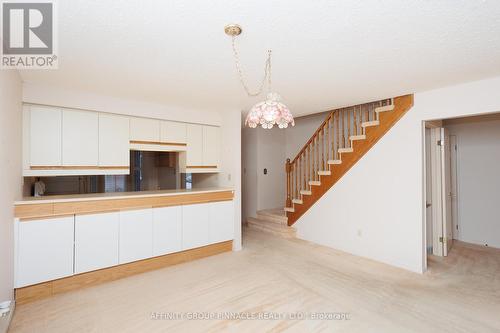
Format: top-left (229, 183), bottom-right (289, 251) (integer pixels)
top-left (295, 76), bottom-right (500, 273)
top-left (0, 70), bottom-right (22, 302)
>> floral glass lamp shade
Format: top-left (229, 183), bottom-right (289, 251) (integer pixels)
top-left (245, 93), bottom-right (295, 129)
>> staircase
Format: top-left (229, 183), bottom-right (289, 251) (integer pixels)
top-left (285, 95), bottom-right (414, 226)
top-left (246, 209), bottom-right (296, 238)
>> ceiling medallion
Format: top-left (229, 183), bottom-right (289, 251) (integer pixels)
top-left (225, 24), bottom-right (294, 129)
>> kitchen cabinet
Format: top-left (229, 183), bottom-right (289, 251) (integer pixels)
top-left (119, 209), bottom-right (153, 264)
top-left (202, 126), bottom-right (220, 167)
top-left (29, 106), bottom-right (62, 167)
top-left (160, 121), bottom-right (187, 144)
top-left (75, 212), bottom-right (120, 274)
top-left (186, 124), bottom-right (203, 166)
top-left (130, 117), bottom-right (160, 142)
top-left (62, 109), bottom-right (99, 166)
top-left (208, 201), bottom-right (234, 244)
top-left (99, 113), bottom-right (130, 167)
top-left (16, 216), bottom-right (74, 287)
top-left (182, 203), bottom-right (210, 250)
top-left (152, 206), bottom-right (182, 256)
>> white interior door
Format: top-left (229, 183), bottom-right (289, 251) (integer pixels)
top-left (449, 135), bottom-right (459, 240)
top-left (441, 128), bottom-right (453, 256)
top-left (430, 128), bottom-right (443, 256)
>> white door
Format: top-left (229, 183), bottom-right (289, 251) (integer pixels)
top-left (208, 201), bottom-right (234, 244)
top-left (430, 127), bottom-right (453, 257)
top-left (202, 126), bottom-right (220, 167)
top-left (75, 212), bottom-right (120, 274)
top-left (430, 128), bottom-right (443, 256)
top-left (186, 124), bottom-right (203, 166)
top-left (441, 128), bottom-right (453, 256)
top-left (160, 121), bottom-right (187, 144)
top-left (30, 106), bottom-right (62, 167)
top-left (16, 216), bottom-right (74, 287)
top-left (450, 135), bottom-right (459, 240)
top-left (182, 203), bottom-right (209, 250)
top-left (152, 206), bottom-right (182, 256)
top-left (99, 114), bottom-right (130, 167)
top-left (130, 117), bottom-right (160, 142)
top-left (119, 209), bottom-right (153, 264)
top-left (62, 110), bottom-right (99, 166)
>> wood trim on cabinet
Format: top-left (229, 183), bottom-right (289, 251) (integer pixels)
top-left (14, 240), bottom-right (233, 305)
top-left (186, 165), bottom-right (218, 169)
top-left (30, 166), bottom-right (128, 170)
top-left (15, 190), bottom-right (234, 219)
top-left (129, 140), bottom-right (187, 146)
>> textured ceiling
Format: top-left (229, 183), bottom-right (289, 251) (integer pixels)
top-left (20, 0), bottom-right (500, 116)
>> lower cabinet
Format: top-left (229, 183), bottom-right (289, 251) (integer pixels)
top-left (209, 201), bottom-right (235, 244)
top-left (16, 216), bottom-right (74, 288)
top-left (153, 206), bottom-right (182, 256)
top-left (15, 200), bottom-right (234, 288)
top-left (75, 212), bottom-right (119, 274)
top-left (182, 203), bottom-right (210, 250)
top-left (119, 209), bottom-right (153, 264)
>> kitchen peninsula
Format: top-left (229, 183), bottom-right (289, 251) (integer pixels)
top-left (14, 187), bottom-right (234, 304)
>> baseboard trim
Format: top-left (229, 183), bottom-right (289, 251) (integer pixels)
top-left (15, 240), bottom-right (233, 305)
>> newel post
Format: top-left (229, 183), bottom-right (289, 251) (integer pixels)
top-left (285, 158), bottom-right (292, 208)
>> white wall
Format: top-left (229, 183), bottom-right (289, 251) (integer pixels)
top-left (23, 82), bottom-right (222, 126)
top-left (257, 128), bottom-right (286, 211)
top-left (22, 83), bottom-right (242, 251)
top-left (242, 127), bottom-right (258, 221)
top-left (241, 127), bottom-right (286, 220)
top-left (241, 113), bottom-right (327, 220)
top-left (444, 115), bottom-right (500, 248)
top-left (0, 70), bottom-right (23, 302)
top-left (295, 76), bottom-right (500, 273)
top-left (285, 112), bottom-right (327, 159)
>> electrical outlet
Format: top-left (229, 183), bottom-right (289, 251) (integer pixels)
top-left (357, 229), bottom-right (362, 237)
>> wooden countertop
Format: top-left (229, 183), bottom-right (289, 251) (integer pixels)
top-left (14, 187), bottom-right (234, 219)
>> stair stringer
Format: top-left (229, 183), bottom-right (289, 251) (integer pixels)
top-left (286, 94), bottom-right (414, 226)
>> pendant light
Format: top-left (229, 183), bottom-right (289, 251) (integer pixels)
top-left (225, 24), bottom-right (294, 129)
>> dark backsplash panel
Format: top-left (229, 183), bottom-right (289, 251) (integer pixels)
top-left (25, 151), bottom-right (183, 196)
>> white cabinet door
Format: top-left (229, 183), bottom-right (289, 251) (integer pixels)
top-left (16, 216), bottom-right (74, 287)
top-left (75, 212), bottom-right (120, 274)
top-left (130, 117), bottom-right (160, 142)
top-left (99, 114), bottom-right (130, 167)
top-left (160, 121), bottom-right (187, 144)
top-left (182, 203), bottom-right (210, 250)
top-left (186, 124), bottom-right (203, 166)
top-left (62, 110), bottom-right (99, 166)
top-left (202, 126), bottom-right (220, 167)
top-left (209, 201), bottom-right (234, 244)
top-left (119, 209), bottom-right (153, 264)
top-left (29, 106), bottom-right (62, 166)
top-left (152, 206), bottom-right (182, 256)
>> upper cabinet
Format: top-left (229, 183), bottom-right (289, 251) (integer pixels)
top-left (186, 124), bottom-right (203, 166)
top-left (130, 117), bottom-right (160, 142)
top-left (99, 114), bottom-right (130, 167)
top-left (160, 121), bottom-right (186, 144)
top-left (202, 126), bottom-right (220, 167)
top-left (62, 110), bottom-right (99, 166)
top-left (29, 106), bottom-right (62, 167)
top-left (23, 104), bottom-right (221, 176)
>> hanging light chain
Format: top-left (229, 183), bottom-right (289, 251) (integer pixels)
top-left (231, 36), bottom-right (272, 97)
